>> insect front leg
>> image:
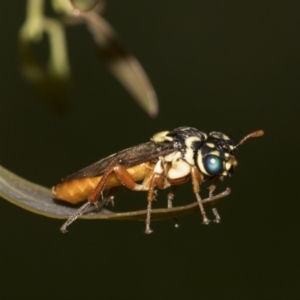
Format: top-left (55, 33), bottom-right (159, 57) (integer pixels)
top-left (60, 164), bottom-right (148, 233)
top-left (191, 166), bottom-right (210, 225)
top-left (208, 177), bottom-right (221, 223)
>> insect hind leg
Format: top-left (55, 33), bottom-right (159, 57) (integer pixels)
top-left (60, 164), bottom-right (148, 233)
top-left (60, 202), bottom-right (92, 233)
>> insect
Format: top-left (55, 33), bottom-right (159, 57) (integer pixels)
top-left (52, 127), bottom-right (264, 233)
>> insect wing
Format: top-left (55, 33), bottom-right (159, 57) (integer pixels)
top-left (61, 141), bottom-right (174, 182)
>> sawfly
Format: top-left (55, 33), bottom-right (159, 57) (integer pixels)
top-left (52, 126), bottom-right (264, 233)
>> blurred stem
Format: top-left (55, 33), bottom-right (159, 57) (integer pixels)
top-left (44, 18), bottom-right (70, 77)
top-left (52, 0), bottom-right (73, 14)
top-left (20, 0), bottom-right (44, 41)
top-left (19, 0), bottom-right (71, 79)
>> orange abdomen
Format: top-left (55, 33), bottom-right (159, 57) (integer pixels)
top-left (52, 163), bottom-right (153, 204)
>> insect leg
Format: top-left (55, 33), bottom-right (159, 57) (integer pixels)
top-left (88, 164), bottom-right (148, 205)
top-left (145, 172), bottom-right (166, 234)
top-left (166, 186), bottom-right (180, 228)
top-left (102, 187), bottom-right (119, 207)
top-left (211, 208), bottom-right (221, 223)
top-left (167, 185), bottom-right (177, 208)
top-left (191, 166), bottom-right (210, 224)
top-left (60, 201), bottom-right (92, 233)
top-left (60, 164), bottom-right (148, 233)
top-left (208, 178), bottom-right (221, 223)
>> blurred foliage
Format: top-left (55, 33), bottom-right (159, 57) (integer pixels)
top-left (19, 0), bottom-right (158, 116)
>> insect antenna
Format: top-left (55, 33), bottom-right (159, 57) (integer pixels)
top-left (234, 130), bottom-right (264, 150)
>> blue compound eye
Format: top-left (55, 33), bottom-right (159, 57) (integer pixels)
top-left (203, 155), bottom-right (223, 175)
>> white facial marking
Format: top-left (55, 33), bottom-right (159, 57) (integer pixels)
top-left (225, 161), bottom-right (232, 171)
top-left (151, 131), bottom-right (172, 142)
top-left (196, 152), bottom-right (208, 175)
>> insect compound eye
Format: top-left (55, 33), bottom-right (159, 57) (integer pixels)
top-left (203, 154), bottom-right (223, 176)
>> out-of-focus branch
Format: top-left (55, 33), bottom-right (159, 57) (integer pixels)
top-left (77, 11), bottom-right (158, 116)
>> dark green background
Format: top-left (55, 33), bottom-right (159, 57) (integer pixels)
top-left (0, 1), bottom-right (299, 299)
